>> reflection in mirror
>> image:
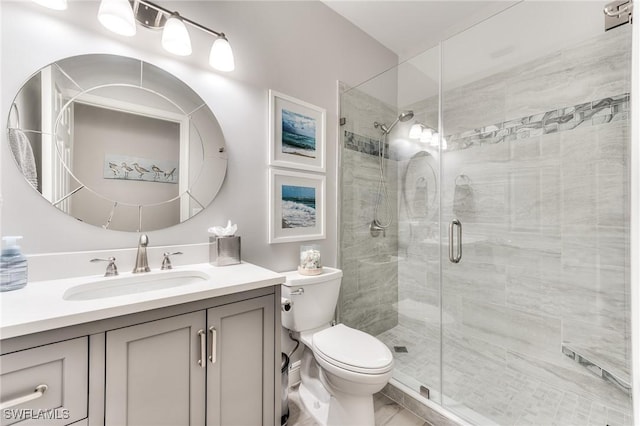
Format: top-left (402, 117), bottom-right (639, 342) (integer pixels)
top-left (7, 54), bottom-right (227, 232)
top-left (403, 151), bottom-right (438, 220)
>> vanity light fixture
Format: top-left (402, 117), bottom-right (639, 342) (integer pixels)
top-left (97, 0), bottom-right (137, 36)
top-left (409, 123), bottom-right (437, 145)
top-left (420, 127), bottom-right (434, 144)
top-left (408, 123), bottom-right (423, 139)
top-left (209, 35), bottom-right (235, 72)
top-left (161, 13), bottom-right (192, 56)
top-left (32, 0), bottom-right (68, 11)
top-left (98, 0), bottom-right (235, 71)
top-left (430, 132), bottom-right (442, 148)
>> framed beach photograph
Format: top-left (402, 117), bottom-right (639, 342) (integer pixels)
top-left (269, 169), bottom-right (326, 244)
top-left (269, 90), bottom-right (326, 172)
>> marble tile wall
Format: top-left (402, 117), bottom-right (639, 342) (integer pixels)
top-left (339, 83), bottom-right (399, 336)
top-left (387, 23), bottom-right (632, 426)
top-left (340, 20), bottom-right (632, 426)
top-left (434, 25), bottom-right (632, 424)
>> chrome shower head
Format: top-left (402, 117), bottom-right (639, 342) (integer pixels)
top-left (398, 110), bottom-right (414, 122)
top-left (374, 110), bottom-right (414, 134)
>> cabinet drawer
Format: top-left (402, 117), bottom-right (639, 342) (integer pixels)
top-left (1, 337), bottom-right (88, 426)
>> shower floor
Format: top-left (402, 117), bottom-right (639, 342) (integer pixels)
top-left (377, 323), bottom-right (632, 426)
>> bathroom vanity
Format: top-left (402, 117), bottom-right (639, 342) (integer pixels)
top-left (0, 262), bottom-right (284, 426)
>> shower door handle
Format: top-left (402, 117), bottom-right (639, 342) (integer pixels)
top-left (449, 219), bottom-right (462, 263)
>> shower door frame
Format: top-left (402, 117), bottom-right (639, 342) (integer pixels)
top-left (630, 10), bottom-right (639, 426)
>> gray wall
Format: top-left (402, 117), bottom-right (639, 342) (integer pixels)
top-left (0, 1), bottom-right (397, 272)
top-left (72, 104), bottom-right (180, 230)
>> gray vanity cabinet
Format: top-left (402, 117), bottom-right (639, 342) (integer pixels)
top-left (104, 311), bottom-right (207, 426)
top-left (103, 294), bottom-right (275, 426)
top-left (206, 295), bottom-right (275, 426)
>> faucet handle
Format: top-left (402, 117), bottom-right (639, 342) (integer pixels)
top-left (91, 257), bottom-right (119, 277)
top-left (161, 252), bottom-right (183, 270)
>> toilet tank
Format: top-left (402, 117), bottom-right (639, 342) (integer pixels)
top-left (281, 267), bottom-right (343, 332)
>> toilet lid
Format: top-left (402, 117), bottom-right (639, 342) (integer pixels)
top-left (312, 324), bottom-right (393, 374)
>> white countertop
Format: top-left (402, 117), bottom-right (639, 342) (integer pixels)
top-left (0, 262), bottom-right (284, 340)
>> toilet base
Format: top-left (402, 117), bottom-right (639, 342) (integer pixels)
top-left (299, 381), bottom-right (330, 425)
top-left (298, 349), bottom-right (376, 426)
top-left (298, 381), bottom-right (375, 426)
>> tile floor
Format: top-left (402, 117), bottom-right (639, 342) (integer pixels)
top-left (286, 386), bottom-right (431, 426)
top-left (376, 323), bottom-right (633, 426)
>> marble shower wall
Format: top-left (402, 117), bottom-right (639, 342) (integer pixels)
top-left (340, 14), bottom-right (632, 426)
top-left (434, 24), bottom-right (632, 419)
top-left (339, 83), bottom-right (400, 336)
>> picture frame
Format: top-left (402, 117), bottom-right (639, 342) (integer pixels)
top-left (103, 154), bottom-right (178, 184)
top-left (269, 90), bottom-right (326, 173)
top-left (269, 169), bottom-right (326, 244)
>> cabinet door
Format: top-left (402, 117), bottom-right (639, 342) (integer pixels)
top-left (206, 295), bottom-right (275, 426)
top-left (105, 311), bottom-right (206, 426)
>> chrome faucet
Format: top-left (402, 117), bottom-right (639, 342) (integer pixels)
top-left (132, 234), bottom-right (150, 273)
top-left (90, 257), bottom-right (118, 277)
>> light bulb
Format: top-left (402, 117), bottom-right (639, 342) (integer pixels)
top-left (409, 124), bottom-right (423, 139)
top-left (430, 132), bottom-right (440, 147)
top-left (420, 128), bottom-right (434, 143)
top-left (97, 0), bottom-right (136, 37)
top-left (209, 36), bottom-right (235, 72)
top-left (162, 15), bottom-right (192, 56)
top-left (33, 0), bottom-right (67, 10)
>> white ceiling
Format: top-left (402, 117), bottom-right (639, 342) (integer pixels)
top-left (322, 1), bottom-right (519, 61)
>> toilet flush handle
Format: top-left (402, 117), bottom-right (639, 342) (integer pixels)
top-left (290, 288), bottom-right (304, 296)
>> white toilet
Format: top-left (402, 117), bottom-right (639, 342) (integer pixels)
top-left (282, 267), bottom-right (393, 426)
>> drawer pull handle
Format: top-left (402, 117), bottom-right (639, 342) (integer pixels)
top-left (0, 384), bottom-right (48, 410)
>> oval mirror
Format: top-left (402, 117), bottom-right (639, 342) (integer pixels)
top-left (403, 150), bottom-right (437, 220)
top-left (6, 54), bottom-right (227, 232)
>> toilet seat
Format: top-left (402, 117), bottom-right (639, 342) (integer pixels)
top-left (312, 324), bottom-right (393, 375)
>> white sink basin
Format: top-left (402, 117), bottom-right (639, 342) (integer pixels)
top-left (63, 270), bottom-right (209, 301)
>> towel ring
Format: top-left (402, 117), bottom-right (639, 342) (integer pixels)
top-left (455, 174), bottom-right (471, 186)
top-left (9, 103), bottom-right (20, 128)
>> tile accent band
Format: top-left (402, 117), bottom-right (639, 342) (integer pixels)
top-left (344, 93), bottom-right (630, 157)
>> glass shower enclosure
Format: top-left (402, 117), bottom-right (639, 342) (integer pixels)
top-left (339, 2), bottom-right (633, 425)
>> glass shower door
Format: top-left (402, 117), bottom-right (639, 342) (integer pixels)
top-left (339, 44), bottom-right (443, 404)
top-left (440, 2), bottom-right (632, 425)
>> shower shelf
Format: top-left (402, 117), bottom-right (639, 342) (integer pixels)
top-left (561, 343), bottom-right (631, 395)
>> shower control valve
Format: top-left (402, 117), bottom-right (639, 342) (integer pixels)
top-left (370, 220), bottom-right (386, 238)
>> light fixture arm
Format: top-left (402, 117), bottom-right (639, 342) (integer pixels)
top-left (134, 0), bottom-right (225, 38)
top-left (96, 0), bottom-right (234, 71)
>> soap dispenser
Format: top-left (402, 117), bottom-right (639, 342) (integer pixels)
top-left (0, 236), bottom-right (28, 292)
